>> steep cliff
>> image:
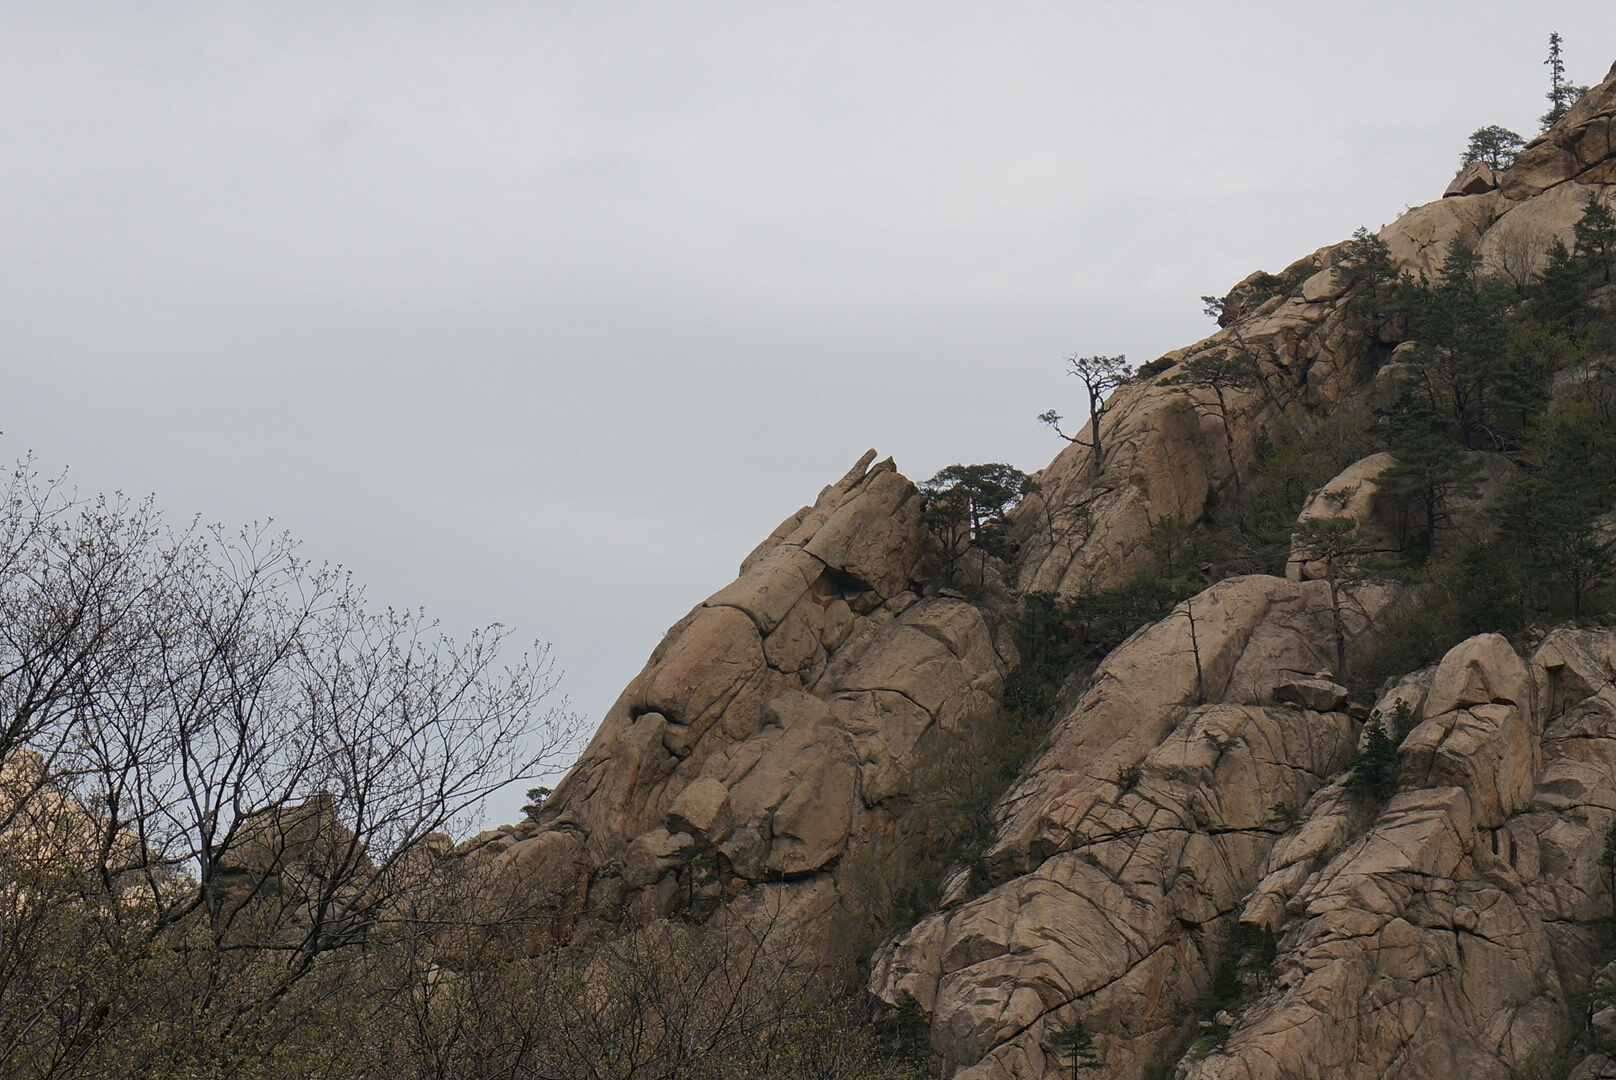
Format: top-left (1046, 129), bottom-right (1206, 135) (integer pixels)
top-left (496, 57), bottom-right (1616, 1080)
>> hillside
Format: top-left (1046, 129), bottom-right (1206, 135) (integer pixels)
top-left (486, 57), bottom-right (1616, 1079)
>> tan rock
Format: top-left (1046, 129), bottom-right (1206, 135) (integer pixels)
top-left (1380, 191), bottom-right (1506, 280)
top-left (666, 777), bottom-right (732, 841)
top-left (1285, 452), bottom-right (1398, 581)
top-left (1273, 677), bottom-right (1348, 712)
top-left (642, 605), bottom-right (769, 736)
top-left (1445, 160), bottom-right (1497, 197)
top-left (707, 543), bottom-right (825, 634)
top-left (801, 463), bottom-right (927, 599)
top-left (1424, 633), bottom-right (1532, 718)
top-left (875, 698), bottom-right (1356, 1075)
top-left (1300, 267), bottom-right (1347, 303)
top-left (1399, 702), bottom-right (1536, 828)
top-left (991, 575), bottom-right (1390, 868)
top-left (1501, 63), bottom-right (1616, 199)
top-left (1533, 628), bottom-right (1616, 718)
top-left (622, 827), bottom-right (694, 890)
top-left (1479, 182), bottom-right (1609, 286)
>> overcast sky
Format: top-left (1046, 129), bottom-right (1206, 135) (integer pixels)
top-left (2, 2), bottom-right (1611, 823)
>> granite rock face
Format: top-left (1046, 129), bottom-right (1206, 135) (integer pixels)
top-left (481, 54), bottom-right (1616, 1080)
top-left (869, 575), bottom-right (1389, 1077)
top-left (1179, 628), bottom-right (1616, 1080)
top-left (491, 450), bottom-right (1011, 945)
top-left (1015, 59), bottom-right (1615, 605)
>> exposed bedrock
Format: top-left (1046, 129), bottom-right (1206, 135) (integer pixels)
top-left (1179, 629), bottom-right (1616, 1080)
top-left (870, 574), bottom-right (1394, 1078)
top-left (1014, 59), bottom-right (1616, 605)
top-left (486, 450), bottom-right (1013, 945)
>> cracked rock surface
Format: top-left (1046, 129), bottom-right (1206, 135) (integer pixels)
top-left (490, 449), bottom-right (1011, 945)
top-left (870, 573), bottom-right (1385, 1078)
top-left (1180, 629), bottom-right (1616, 1080)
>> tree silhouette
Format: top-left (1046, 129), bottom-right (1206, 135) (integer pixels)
top-left (1573, 193), bottom-right (1616, 284)
top-left (1051, 1016), bottom-right (1101, 1077)
top-left (1540, 32), bottom-right (1587, 132)
top-left (1039, 353), bottom-right (1135, 476)
top-left (1165, 348), bottom-right (1263, 495)
top-left (1460, 125), bottom-right (1523, 170)
top-left (921, 463), bottom-right (1029, 585)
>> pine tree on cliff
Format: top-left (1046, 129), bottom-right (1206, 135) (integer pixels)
top-left (1164, 348), bottom-right (1262, 496)
top-left (1540, 32), bottom-right (1587, 132)
top-left (1378, 392), bottom-right (1481, 560)
top-left (1529, 238), bottom-right (1590, 328)
top-left (1039, 353), bottom-right (1135, 476)
top-left (1334, 226), bottom-right (1408, 342)
top-left (1292, 517), bottom-right (1380, 678)
top-left (921, 463), bottom-right (1028, 585)
top-left (1459, 125), bottom-right (1523, 171)
top-left (1052, 1017), bottom-right (1101, 1076)
top-left (1407, 237), bottom-right (1511, 451)
top-left (1573, 193), bottom-right (1616, 283)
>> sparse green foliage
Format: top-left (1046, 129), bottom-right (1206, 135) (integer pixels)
top-left (1378, 389), bottom-right (1484, 559)
top-left (1461, 125), bottom-right (1524, 171)
top-left (922, 463), bottom-right (1030, 586)
top-left (1166, 348), bottom-right (1264, 492)
top-left (1052, 1016), bottom-right (1102, 1076)
top-left (522, 785), bottom-right (553, 821)
top-left (1268, 802), bottom-right (1300, 829)
top-left (873, 992), bottom-right (932, 1065)
top-left (1119, 764), bottom-right (1143, 794)
top-left (1540, 32), bottom-right (1587, 132)
top-left (1293, 516), bottom-right (1380, 677)
top-left (1601, 821), bottom-right (1616, 920)
top-left (1335, 226), bottom-right (1410, 342)
top-left (1041, 353), bottom-right (1137, 475)
top-left (1573, 193), bottom-right (1616, 284)
top-left (1349, 710), bottom-right (1401, 802)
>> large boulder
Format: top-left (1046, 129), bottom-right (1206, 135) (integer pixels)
top-left (1285, 452), bottom-right (1398, 582)
top-left (502, 451), bottom-right (1009, 944)
top-left (870, 573), bottom-right (1388, 1075)
top-left (1500, 61), bottom-right (1616, 200)
top-left (872, 698), bottom-right (1359, 1077)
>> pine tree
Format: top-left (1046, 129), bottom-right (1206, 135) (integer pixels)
top-left (1600, 821), bottom-right (1616, 919)
top-left (1165, 349), bottom-right (1263, 494)
top-left (1529, 238), bottom-right (1591, 328)
top-left (1379, 391), bottom-right (1482, 559)
top-left (1572, 193), bottom-right (1616, 284)
top-left (1040, 354), bottom-right (1136, 475)
top-left (921, 463), bottom-right (1029, 585)
top-left (1349, 710), bottom-right (1400, 801)
top-left (1540, 32), bottom-right (1587, 132)
top-left (1459, 125), bottom-right (1523, 171)
top-left (1408, 237), bottom-right (1512, 450)
top-left (1497, 400), bottom-right (1616, 617)
top-left (1292, 517), bottom-right (1379, 677)
top-left (1334, 226), bottom-right (1409, 341)
top-left (1052, 1017), bottom-right (1101, 1077)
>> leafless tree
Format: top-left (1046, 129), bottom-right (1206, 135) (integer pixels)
top-left (1492, 221), bottom-right (1551, 294)
top-left (0, 463), bottom-right (581, 1078)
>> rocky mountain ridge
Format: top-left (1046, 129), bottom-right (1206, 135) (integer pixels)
top-left (488, 57), bottom-right (1616, 1079)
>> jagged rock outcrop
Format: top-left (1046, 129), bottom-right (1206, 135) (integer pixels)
top-left (1285, 453), bottom-right (1398, 581)
top-left (1015, 59), bottom-right (1616, 603)
top-left (861, 64), bottom-right (1616, 1075)
top-left (868, 575), bottom-right (1392, 1076)
top-left (491, 450), bottom-right (1012, 945)
top-left (1178, 629), bottom-right (1616, 1080)
top-left (479, 53), bottom-right (1616, 1080)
